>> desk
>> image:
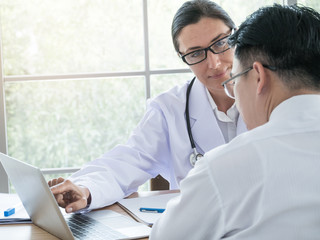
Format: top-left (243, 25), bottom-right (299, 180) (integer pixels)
top-left (0, 190), bottom-right (177, 240)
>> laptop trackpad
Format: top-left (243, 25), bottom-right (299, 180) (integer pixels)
top-left (85, 209), bottom-right (151, 237)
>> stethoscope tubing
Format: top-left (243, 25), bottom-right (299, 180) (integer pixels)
top-left (185, 77), bottom-right (197, 150)
top-left (186, 77), bottom-right (203, 166)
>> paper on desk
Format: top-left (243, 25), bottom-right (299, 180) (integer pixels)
top-left (0, 193), bottom-right (31, 224)
top-left (118, 192), bottom-right (179, 226)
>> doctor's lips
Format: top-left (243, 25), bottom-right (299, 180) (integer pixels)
top-left (210, 70), bottom-right (228, 80)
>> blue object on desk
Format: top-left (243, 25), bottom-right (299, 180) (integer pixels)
top-left (139, 207), bottom-right (165, 213)
top-left (4, 207), bottom-right (15, 217)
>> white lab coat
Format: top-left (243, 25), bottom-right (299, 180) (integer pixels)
top-left (70, 78), bottom-right (247, 209)
top-left (150, 95), bottom-right (320, 240)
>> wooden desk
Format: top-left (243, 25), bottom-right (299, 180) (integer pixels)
top-left (0, 190), bottom-right (177, 240)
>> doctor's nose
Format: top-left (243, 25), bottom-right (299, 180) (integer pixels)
top-left (206, 50), bottom-right (221, 69)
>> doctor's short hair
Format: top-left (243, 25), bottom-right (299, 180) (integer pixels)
top-left (228, 4), bottom-right (320, 91)
top-left (171, 0), bottom-right (235, 53)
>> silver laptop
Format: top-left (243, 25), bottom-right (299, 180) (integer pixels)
top-left (0, 153), bottom-right (151, 240)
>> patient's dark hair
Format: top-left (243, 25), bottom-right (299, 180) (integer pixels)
top-left (172, 0), bottom-right (235, 53)
top-left (229, 4), bottom-right (320, 90)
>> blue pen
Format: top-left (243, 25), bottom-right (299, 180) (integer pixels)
top-left (139, 207), bottom-right (165, 213)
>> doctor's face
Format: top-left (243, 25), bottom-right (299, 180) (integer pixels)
top-left (177, 17), bottom-right (234, 95)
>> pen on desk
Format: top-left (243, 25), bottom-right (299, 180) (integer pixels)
top-left (4, 203), bottom-right (24, 217)
top-left (139, 207), bottom-right (165, 213)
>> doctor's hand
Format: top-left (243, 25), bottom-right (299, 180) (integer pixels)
top-left (48, 178), bottom-right (91, 213)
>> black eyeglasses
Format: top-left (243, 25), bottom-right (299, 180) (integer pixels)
top-left (180, 29), bottom-right (235, 66)
top-left (221, 65), bottom-right (277, 99)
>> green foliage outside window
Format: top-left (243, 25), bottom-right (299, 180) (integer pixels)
top-left (5, 77), bottom-right (145, 168)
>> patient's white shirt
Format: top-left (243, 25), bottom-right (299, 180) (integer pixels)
top-left (150, 95), bottom-right (320, 240)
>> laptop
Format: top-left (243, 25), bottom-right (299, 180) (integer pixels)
top-left (0, 153), bottom-right (151, 240)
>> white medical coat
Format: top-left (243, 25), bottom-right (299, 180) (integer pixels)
top-left (150, 95), bottom-right (320, 240)
top-left (70, 78), bottom-right (247, 209)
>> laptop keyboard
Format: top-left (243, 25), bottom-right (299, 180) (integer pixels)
top-left (66, 213), bottom-right (127, 240)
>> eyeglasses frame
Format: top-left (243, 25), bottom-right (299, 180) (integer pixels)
top-left (221, 64), bottom-right (277, 99)
top-left (180, 29), bottom-right (235, 66)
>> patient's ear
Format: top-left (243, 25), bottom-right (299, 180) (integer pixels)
top-left (253, 62), bottom-right (268, 96)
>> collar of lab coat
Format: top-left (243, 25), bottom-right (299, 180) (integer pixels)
top-left (187, 78), bottom-right (247, 154)
top-left (187, 78), bottom-right (226, 154)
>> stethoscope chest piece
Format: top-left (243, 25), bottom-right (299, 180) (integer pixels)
top-left (189, 152), bottom-right (203, 167)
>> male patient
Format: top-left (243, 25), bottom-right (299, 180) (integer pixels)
top-left (150, 4), bottom-right (320, 240)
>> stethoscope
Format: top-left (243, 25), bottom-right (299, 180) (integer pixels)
top-left (186, 77), bottom-right (203, 166)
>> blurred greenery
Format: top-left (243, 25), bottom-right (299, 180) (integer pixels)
top-left (5, 77), bottom-right (145, 168)
top-left (151, 73), bottom-right (194, 97)
top-left (1, 0), bottom-right (144, 75)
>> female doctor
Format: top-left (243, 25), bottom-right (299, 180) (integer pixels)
top-left (49, 0), bottom-right (247, 213)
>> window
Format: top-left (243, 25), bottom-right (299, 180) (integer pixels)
top-left (298, 0), bottom-right (320, 11)
top-left (1, 0), bottom-right (296, 192)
